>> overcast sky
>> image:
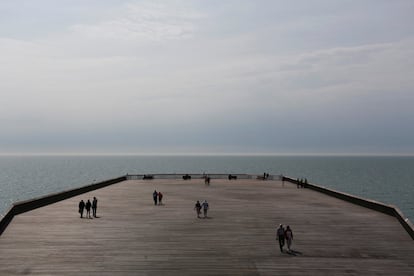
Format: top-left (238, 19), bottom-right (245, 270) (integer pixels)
top-left (1, 0), bottom-right (414, 155)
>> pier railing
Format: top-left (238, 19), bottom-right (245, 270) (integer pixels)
top-left (0, 176), bottom-right (126, 235)
top-left (125, 173), bottom-right (273, 180)
top-left (283, 176), bottom-right (414, 240)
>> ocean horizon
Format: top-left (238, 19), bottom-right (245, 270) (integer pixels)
top-left (0, 155), bottom-right (413, 222)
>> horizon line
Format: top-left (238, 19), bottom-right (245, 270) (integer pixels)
top-left (1, 152), bottom-right (414, 157)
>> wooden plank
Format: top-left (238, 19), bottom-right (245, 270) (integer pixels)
top-left (0, 179), bottom-right (413, 275)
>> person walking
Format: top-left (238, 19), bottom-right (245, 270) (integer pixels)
top-left (78, 200), bottom-right (85, 218)
top-left (277, 224), bottom-right (285, 252)
top-left (285, 225), bottom-right (294, 251)
top-left (201, 200), bottom-right (209, 218)
top-left (85, 199), bottom-right (92, 219)
top-left (92, 197), bottom-right (98, 218)
top-left (158, 192), bottom-right (163, 205)
top-left (194, 200), bottom-right (202, 218)
top-left (153, 190), bottom-right (158, 205)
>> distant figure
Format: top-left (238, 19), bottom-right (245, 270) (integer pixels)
top-left (78, 200), bottom-right (85, 218)
top-left (285, 225), bottom-right (294, 251)
top-left (194, 200), bottom-right (202, 218)
top-left (205, 176), bottom-right (210, 185)
top-left (153, 190), bottom-right (158, 205)
top-left (92, 197), bottom-right (98, 218)
top-left (201, 200), bottom-right (209, 218)
top-left (85, 199), bottom-right (92, 219)
top-left (277, 224), bottom-right (285, 252)
top-left (228, 174), bottom-right (237, 180)
top-left (158, 192), bottom-right (163, 205)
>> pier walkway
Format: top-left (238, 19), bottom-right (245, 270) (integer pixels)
top-left (0, 178), bottom-right (413, 275)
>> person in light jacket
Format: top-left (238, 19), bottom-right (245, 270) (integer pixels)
top-left (285, 225), bottom-right (294, 251)
top-left (201, 200), bottom-right (209, 218)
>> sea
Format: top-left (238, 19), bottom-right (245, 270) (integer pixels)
top-left (0, 155), bottom-right (413, 222)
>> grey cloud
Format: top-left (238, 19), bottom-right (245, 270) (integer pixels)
top-left (69, 1), bottom-right (202, 42)
top-left (1, 1), bottom-right (414, 154)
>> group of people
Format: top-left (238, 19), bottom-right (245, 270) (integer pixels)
top-left (78, 197), bottom-right (98, 219)
top-left (194, 200), bottom-right (209, 218)
top-left (296, 178), bottom-right (308, 188)
top-left (77, 192), bottom-right (294, 255)
top-left (276, 224), bottom-right (294, 252)
top-left (151, 190), bottom-right (210, 219)
top-left (153, 190), bottom-right (163, 205)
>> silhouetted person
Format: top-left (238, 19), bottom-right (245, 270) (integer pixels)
top-left (201, 200), bottom-right (209, 218)
top-left (194, 200), bottom-right (202, 218)
top-left (85, 199), bottom-right (92, 219)
top-left (78, 200), bottom-right (85, 218)
top-left (158, 192), bottom-right (163, 205)
top-left (228, 174), bottom-right (237, 180)
top-left (153, 190), bottom-right (158, 205)
top-left (277, 224), bottom-right (285, 252)
top-left (92, 197), bottom-right (98, 217)
top-left (285, 225), bottom-right (294, 251)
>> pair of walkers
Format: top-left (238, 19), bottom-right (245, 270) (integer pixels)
top-left (153, 190), bottom-right (163, 205)
top-left (277, 224), bottom-right (294, 252)
top-left (78, 197), bottom-right (98, 218)
top-left (194, 200), bottom-right (209, 218)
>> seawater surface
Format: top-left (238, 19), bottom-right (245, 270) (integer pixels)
top-left (0, 155), bottom-right (413, 221)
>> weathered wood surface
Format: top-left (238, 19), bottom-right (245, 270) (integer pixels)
top-left (0, 179), bottom-right (413, 275)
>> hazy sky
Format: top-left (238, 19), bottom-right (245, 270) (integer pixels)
top-left (1, 0), bottom-right (414, 155)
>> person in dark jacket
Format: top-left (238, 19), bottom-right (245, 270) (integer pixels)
top-left (85, 199), bottom-right (92, 219)
top-left (194, 200), bottom-right (202, 218)
top-left (158, 192), bottom-right (163, 205)
top-left (78, 200), bottom-right (85, 218)
top-left (92, 197), bottom-right (98, 218)
top-left (153, 190), bottom-right (158, 205)
top-left (277, 224), bottom-right (285, 252)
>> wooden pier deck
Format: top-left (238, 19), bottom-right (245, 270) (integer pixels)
top-left (0, 178), bottom-right (413, 275)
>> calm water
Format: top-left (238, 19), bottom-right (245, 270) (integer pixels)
top-left (0, 156), bottom-right (413, 221)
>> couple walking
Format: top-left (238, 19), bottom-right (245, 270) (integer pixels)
top-left (153, 190), bottom-right (163, 205)
top-left (78, 197), bottom-right (98, 218)
top-left (277, 224), bottom-right (294, 252)
top-left (194, 200), bottom-right (209, 218)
